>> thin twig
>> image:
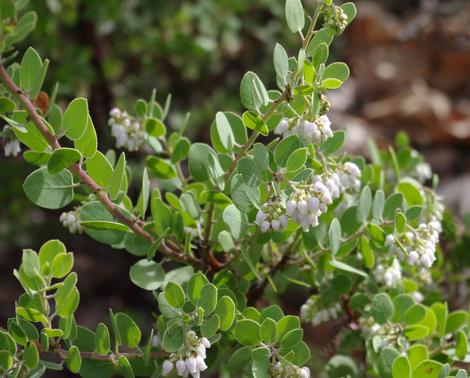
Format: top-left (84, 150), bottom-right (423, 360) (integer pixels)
top-left (247, 231), bottom-right (302, 305)
top-left (0, 66), bottom-right (204, 269)
top-left (224, 90), bottom-right (288, 185)
top-left (53, 347), bottom-right (164, 362)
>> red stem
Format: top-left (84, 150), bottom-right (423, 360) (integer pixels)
top-left (0, 66), bottom-right (203, 269)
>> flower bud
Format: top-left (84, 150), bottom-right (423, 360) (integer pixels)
top-left (196, 356), bottom-right (207, 371)
top-left (186, 357), bottom-right (197, 374)
top-left (299, 367), bottom-right (311, 378)
top-left (162, 360), bottom-right (174, 376)
top-left (176, 360), bottom-right (187, 376)
top-left (201, 337), bottom-right (211, 349)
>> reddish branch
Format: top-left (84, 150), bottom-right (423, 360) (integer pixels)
top-left (52, 347), bottom-right (164, 362)
top-left (0, 66), bottom-right (204, 269)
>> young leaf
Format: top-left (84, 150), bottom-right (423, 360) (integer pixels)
top-left (260, 318), bottom-right (277, 343)
top-left (162, 324), bottom-right (184, 353)
top-left (23, 342), bottom-right (39, 369)
top-left (86, 151), bottom-right (114, 188)
top-left (307, 30), bottom-right (334, 59)
top-left (223, 204), bottom-right (248, 239)
top-left (404, 304), bottom-right (426, 325)
top-left (66, 346), bottom-right (81, 374)
top-left (201, 314), bottom-right (220, 338)
top-left (144, 118), bottom-right (166, 138)
top-left (50, 252), bottom-right (74, 278)
top-left (378, 347), bottom-right (400, 378)
top-left (341, 2), bottom-right (357, 25)
top-left (323, 62), bottom-right (350, 82)
top-left (227, 346), bottom-right (253, 373)
top-left (109, 152), bottom-right (126, 199)
top-left (445, 311), bottom-right (468, 334)
top-left (118, 355), bottom-right (135, 378)
top-left (63, 98), bottom-right (89, 140)
top-left (275, 134), bottom-right (301, 167)
top-left (280, 328), bottom-right (303, 350)
top-left (47, 147), bottom-right (81, 174)
top-left (164, 282), bottom-right (186, 308)
top-left (395, 211), bottom-right (406, 234)
top-left (242, 111), bottom-right (269, 136)
top-left (187, 273), bottom-right (209, 304)
top-left (114, 313), bottom-right (141, 348)
top-left (240, 71), bottom-right (269, 111)
top-left (56, 287), bottom-right (80, 318)
top-left (330, 260), bottom-right (368, 278)
top-left (357, 186), bottom-right (372, 222)
top-left (20, 47), bottom-right (42, 94)
top-left (214, 112), bottom-right (235, 151)
top-left (74, 115), bottom-right (97, 159)
top-left (188, 143), bottom-right (224, 186)
top-left (412, 360), bottom-right (443, 378)
top-left (23, 167), bottom-right (74, 209)
top-left (171, 137), bottom-right (190, 163)
top-left (151, 194), bottom-right (174, 236)
top-left (276, 315), bottom-right (300, 341)
top-left (372, 190), bottom-right (385, 221)
top-left (136, 168), bottom-right (150, 217)
top-left (252, 346), bottom-right (270, 378)
top-left (396, 179), bottom-right (423, 206)
top-left (431, 302), bottom-right (447, 337)
top-left (129, 259), bottom-right (165, 291)
top-left (360, 237), bottom-right (375, 269)
top-left (215, 296), bottom-right (236, 331)
top-left (234, 319), bottom-right (260, 345)
top-left (12, 120), bottom-right (50, 152)
top-left (329, 218), bottom-right (341, 255)
top-left (274, 43), bottom-right (289, 89)
top-left (286, 147), bottom-right (307, 173)
top-left (320, 130), bottom-right (345, 155)
top-left (146, 156), bottom-right (177, 180)
top-left (94, 323), bottom-right (110, 356)
top-left (455, 330), bottom-right (468, 360)
top-left (285, 0), bottom-right (305, 33)
top-left (199, 283), bottom-right (218, 315)
top-left (371, 293), bottom-right (394, 325)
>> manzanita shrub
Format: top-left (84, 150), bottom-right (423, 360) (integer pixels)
top-left (0, 0), bottom-right (468, 377)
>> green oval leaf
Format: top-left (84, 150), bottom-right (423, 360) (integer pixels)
top-left (164, 282), bottom-right (186, 308)
top-left (129, 259), bottom-right (165, 291)
top-left (23, 167), bottom-right (74, 209)
top-left (63, 97), bottom-right (89, 140)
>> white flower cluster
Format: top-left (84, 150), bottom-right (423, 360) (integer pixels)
top-left (312, 161), bottom-right (361, 200)
top-left (274, 115), bottom-right (333, 144)
top-left (373, 258), bottom-right (402, 288)
top-left (414, 162), bottom-right (432, 183)
top-left (285, 162), bottom-right (361, 232)
top-left (338, 162), bottom-right (362, 192)
top-left (255, 199), bottom-right (288, 233)
top-left (162, 331), bottom-right (210, 378)
top-left (286, 182), bottom-right (331, 231)
top-left (300, 296), bottom-right (342, 326)
top-left (386, 222), bottom-right (440, 269)
top-left (359, 317), bottom-right (409, 351)
top-left (59, 210), bottom-right (83, 234)
top-left (108, 107), bottom-right (146, 151)
top-left (314, 172), bottom-right (342, 199)
top-left (359, 317), bottom-right (381, 339)
top-left (2, 125), bottom-right (21, 157)
top-left (272, 361), bottom-right (310, 378)
top-left (427, 194), bottom-right (444, 234)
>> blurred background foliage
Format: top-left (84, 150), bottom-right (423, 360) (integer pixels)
top-left (1, 0), bottom-right (469, 375)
